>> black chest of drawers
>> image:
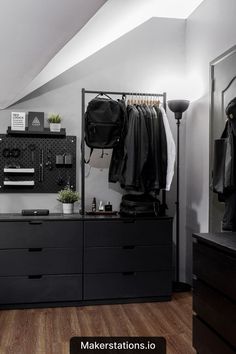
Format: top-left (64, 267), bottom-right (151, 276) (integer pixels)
top-left (84, 218), bottom-right (172, 301)
top-left (0, 214), bottom-right (172, 308)
top-left (0, 218), bottom-right (83, 307)
top-left (193, 232), bottom-right (236, 354)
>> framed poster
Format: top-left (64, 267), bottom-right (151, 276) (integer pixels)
top-left (28, 111), bottom-right (44, 131)
top-left (11, 112), bottom-right (26, 131)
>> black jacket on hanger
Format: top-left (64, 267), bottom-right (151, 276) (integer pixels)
top-left (153, 105), bottom-right (168, 190)
top-left (141, 104), bottom-right (155, 190)
top-left (120, 104), bottom-right (149, 190)
top-left (109, 102), bottom-right (168, 193)
top-left (141, 105), bottom-right (168, 191)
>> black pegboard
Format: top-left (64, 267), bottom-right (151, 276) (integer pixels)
top-left (0, 134), bottom-right (76, 193)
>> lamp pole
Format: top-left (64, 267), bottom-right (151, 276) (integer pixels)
top-left (176, 117), bottom-right (180, 283)
top-left (167, 99), bottom-right (191, 292)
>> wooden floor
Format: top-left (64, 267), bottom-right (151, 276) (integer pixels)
top-left (0, 293), bottom-right (195, 354)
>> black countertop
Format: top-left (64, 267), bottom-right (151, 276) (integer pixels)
top-left (193, 232), bottom-right (236, 254)
top-left (0, 213), bottom-right (83, 221)
top-left (0, 213), bottom-right (173, 222)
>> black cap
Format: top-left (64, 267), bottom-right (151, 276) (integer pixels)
top-left (226, 97), bottom-right (236, 120)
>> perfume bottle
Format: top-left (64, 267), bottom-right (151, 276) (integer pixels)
top-left (92, 197), bottom-right (96, 212)
top-left (105, 201), bottom-right (112, 212)
top-left (99, 201), bottom-right (104, 211)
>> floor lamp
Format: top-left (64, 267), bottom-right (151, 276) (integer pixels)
top-left (167, 99), bottom-right (191, 292)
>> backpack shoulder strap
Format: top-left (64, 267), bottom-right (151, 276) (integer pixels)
top-left (84, 148), bottom-right (93, 164)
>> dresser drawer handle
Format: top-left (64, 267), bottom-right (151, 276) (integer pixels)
top-left (29, 221), bottom-right (43, 225)
top-left (28, 275), bottom-right (42, 279)
top-left (28, 248), bottom-right (42, 252)
top-left (123, 245), bottom-right (135, 250)
top-left (122, 272), bottom-right (136, 276)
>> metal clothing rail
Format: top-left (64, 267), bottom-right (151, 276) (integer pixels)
top-left (81, 88), bottom-right (167, 215)
top-left (83, 89), bottom-right (166, 99)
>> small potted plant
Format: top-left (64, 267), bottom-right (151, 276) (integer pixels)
top-left (57, 187), bottom-right (79, 214)
top-left (48, 114), bottom-right (62, 132)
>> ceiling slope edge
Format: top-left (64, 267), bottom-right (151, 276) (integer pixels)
top-left (4, 0), bottom-right (152, 108)
top-left (3, 0), bottom-right (205, 108)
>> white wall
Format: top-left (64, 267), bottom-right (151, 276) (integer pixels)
top-left (0, 18), bottom-right (185, 223)
top-left (3, 3), bottom-right (235, 282)
top-left (184, 0), bottom-right (236, 281)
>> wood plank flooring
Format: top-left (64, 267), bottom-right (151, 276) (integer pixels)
top-left (0, 293), bottom-right (195, 354)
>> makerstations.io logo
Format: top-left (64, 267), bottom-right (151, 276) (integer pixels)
top-left (70, 337), bottom-right (166, 353)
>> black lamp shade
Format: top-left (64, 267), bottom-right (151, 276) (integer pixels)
top-left (167, 100), bottom-right (190, 119)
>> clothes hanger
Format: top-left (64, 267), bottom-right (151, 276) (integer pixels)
top-left (95, 92), bottom-right (112, 99)
top-left (138, 93), bottom-right (140, 105)
top-left (153, 95), bottom-right (159, 106)
top-left (142, 94), bottom-right (145, 105)
top-left (130, 92), bottom-right (133, 105)
top-left (122, 94), bottom-right (127, 105)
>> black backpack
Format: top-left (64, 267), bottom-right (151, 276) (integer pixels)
top-left (120, 194), bottom-right (161, 217)
top-left (85, 97), bottom-right (125, 150)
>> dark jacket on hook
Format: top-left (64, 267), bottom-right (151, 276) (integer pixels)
top-left (213, 120), bottom-right (235, 195)
top-left (213, 97), bottom-right (236, 231)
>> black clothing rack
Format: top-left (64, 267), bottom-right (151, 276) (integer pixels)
top-left (81, 88), bottom-right (167, 215)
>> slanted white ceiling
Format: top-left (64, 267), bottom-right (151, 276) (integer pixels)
top-left (0, 0), bottom-right (204, 109)
top-left (0, 0), bottom-right (106, 109)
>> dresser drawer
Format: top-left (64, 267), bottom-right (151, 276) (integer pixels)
top-left (193, 242), bottom-right (236, 301)
top-left (84, 245), bottom-right (172, 273)
top-left (84, 271), bottom-right (172, 300)
top-left (0, 248), bottom-right (82, 276)
top-left (193, 316), bottom-right (235, 354)
top-left (84, 219), bottom-right (172, 247)
top-left (0, 221), bottom-right (82, 248)
top-left (193, 279), bottom-right (236, 349)
top-left (0, 275), bottom-right (82, 304)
